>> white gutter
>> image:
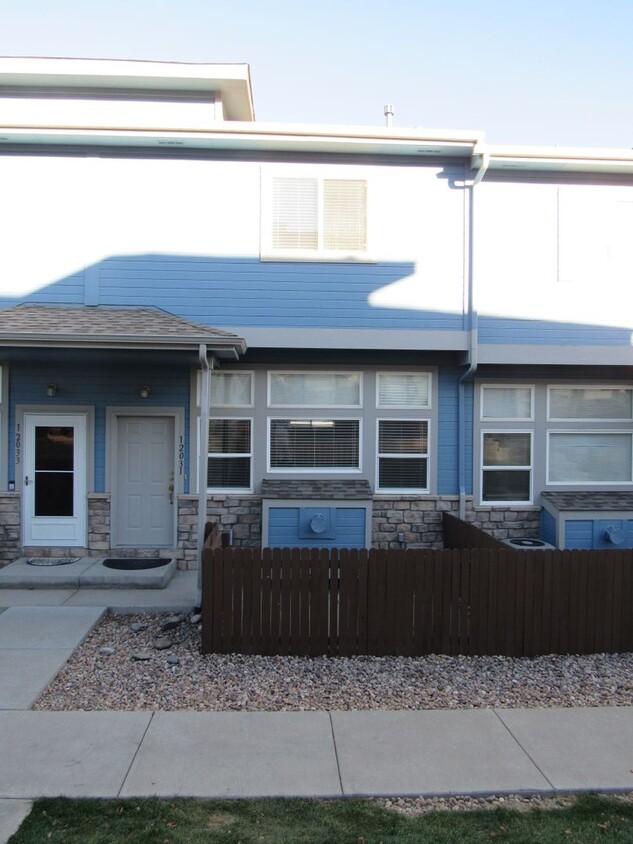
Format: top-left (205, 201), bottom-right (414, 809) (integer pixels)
top-left (195, 344), bottom-right (212, 609)
top-left (458, 151), bottom-right (489, 519)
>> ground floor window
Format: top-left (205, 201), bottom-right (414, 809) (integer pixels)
top-left (377, 419), bottom-right (429, 491)
top-left (481, 431), bottom-right (532, 503)
top-left (268, 418), bottom-right (360, 470)
top-left (207, 418), bottom-right (252, 490)
top-left (548, 431), bottom-right (633, 484)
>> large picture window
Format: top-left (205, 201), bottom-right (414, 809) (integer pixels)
top-left (207, 419), bottom-right (252, 490)
top-left (548, 432), bottom-right (633, 484)
top-left (377, 420), bottom-right (428, 491)
top-left (269, 418), bottom-right (360, 470)
top-left (482, 431), bottom-right (532, 503)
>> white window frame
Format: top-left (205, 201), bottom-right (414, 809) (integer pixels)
top-left (260, 167), bottom-right (372, 262)
top-left (546, 429), bottom-right (633, 486)
top-left (267, 416), bottom-right (362, 473)
top-left (376, 372), bottom-right (432, 410)
top-left (267, 370), bottom-right (362, 408)
top-left (481, 429), bottom-right (533, 506)
top-left (480, 384), bottom-right (534, 421)
top-left (376, 418), bottom-right (430, 493)
top-left (547, 385), bottom-right (633, 422)
top-left (207, 416), bottom-right (253, 493)
top-left (209, 371), bottom-right (254, 408)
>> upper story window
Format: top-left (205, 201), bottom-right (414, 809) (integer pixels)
top-left (268, 372), bottom-right (361, 407)
top-left (261, 170), bottom-right (368, 261)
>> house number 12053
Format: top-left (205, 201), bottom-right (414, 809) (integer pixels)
top-left (178, 435), bottom-right (184, 475)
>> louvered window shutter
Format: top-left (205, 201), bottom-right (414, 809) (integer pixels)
top-left (272, 177), bottom-right (318, 249)
top-left (323, 179), bottom-right (367, 251)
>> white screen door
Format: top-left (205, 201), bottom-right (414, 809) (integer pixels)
top-left (23, 413), bottom-right (87, 547)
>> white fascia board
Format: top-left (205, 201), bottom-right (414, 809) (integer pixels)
top-left (481, 144), bottom-right (633, 176)
top-left (0, 121), bottom-right (483, 157)
top-left (0, 57), bottom-right (254, 121)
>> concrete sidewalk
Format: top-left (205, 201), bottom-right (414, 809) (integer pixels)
top-left (1, 592), bottom-right (633, 840)
top-left (0, 707), bottom-right (632, 801)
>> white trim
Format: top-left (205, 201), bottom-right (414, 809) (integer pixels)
top-left (376, 417), bottom-right (430, 494)
top-left (480, 384), bottom-right (535, 422)
top-left (546, 384), bottom-right (633, 422)
top-left (546, 429), bottom-right (633, 486)
top-left (267, 370), bottom-right (363, 408)
top-left (267, 416), bottom-right (363, 473)
top-left (260, 166), bottom-right (373, 262)
top-left (480, 429), bottom-right (533, 506)
top-left (207, 416), bottom-right (253, 493)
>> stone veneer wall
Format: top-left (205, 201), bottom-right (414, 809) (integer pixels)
top-left (0, 491), bottom-right (542, 569)
top-left (0, 493), bottom-right (21, 564)
top-left (202, 494), bottom-right (541, 554)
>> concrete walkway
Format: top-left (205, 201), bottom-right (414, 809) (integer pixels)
top-left (1, 583), bottom-right (633, 840)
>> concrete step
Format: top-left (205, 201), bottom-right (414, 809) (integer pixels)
top-left (0, 556), bottom-right (177, 590)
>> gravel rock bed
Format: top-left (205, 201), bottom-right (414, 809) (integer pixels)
top-left (376, 792), bottom-right (633, 816)
top-left (34, 612), bottom-right (633, 712)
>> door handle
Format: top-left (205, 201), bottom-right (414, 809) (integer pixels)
top-left (24, 476), bottom-right (30, 486)
top-left (168, 483), bottom-right (174, 504)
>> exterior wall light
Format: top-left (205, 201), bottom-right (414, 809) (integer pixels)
top-left (140, 385), bottom-right (151, 399)
top-left (46, 384), bottom-right (58, 397)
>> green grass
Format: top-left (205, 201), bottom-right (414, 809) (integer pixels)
top-left (9, 794), bottom-right (633, 843)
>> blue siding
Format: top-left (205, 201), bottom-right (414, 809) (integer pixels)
top-left (564, 520), bottom-right (594, 550)
top-left (96, 256), bottom-right (465, 332)
top-left (8, 361), bottom-right (190, 491)
top-left (268, 506), bottom-right (366, 548)
top-left (541, 509), bottom-right (557, 546)
top-left (438, 368), bottom-right (471, 496)
top-left (592, 519), bottom-right (633, 549)
top-left (0, 271), bottom-right (86, 310)
top-left (479, 316), bottom-right (632, 347)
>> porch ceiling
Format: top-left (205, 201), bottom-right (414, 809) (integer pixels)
top-left (0, 304), bottom-right (246, 358)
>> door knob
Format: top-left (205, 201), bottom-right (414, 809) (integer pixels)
top-left (168, 483), bottom-right (174, 504)
top-left (24, 476), bottom-right (30, 486)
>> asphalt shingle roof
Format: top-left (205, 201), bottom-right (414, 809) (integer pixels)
top-left (261, 479), bottom-right (373, 500)
top-left (0, 304), bottom-right (245, 351)
top-left (541, 491), bottom-right (633, 511)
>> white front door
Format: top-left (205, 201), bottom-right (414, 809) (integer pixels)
top-left (115, 416), bottom-right (175, 547)
top-left (23, 413), bottom-right (87, 547)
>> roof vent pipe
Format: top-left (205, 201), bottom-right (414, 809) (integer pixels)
top-left (384, 104), bottom-right (394, 127)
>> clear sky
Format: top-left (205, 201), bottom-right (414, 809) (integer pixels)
top-left (2, 0), bottom-right (632, 149)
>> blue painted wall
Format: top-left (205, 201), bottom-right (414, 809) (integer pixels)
top-left (8, 360), bottom-right (191, 491)
top-left (541, 509), bottom-right (557, 546)
top-left (564, 520), bottom-right (594, 550)
top-left (438, 368), bottom-right (472, 496)
top-left (267, 506), bottom-right (366, 548)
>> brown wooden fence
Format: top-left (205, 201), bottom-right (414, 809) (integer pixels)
top-left (201, 545), bottom-right (633, 658)
top-left (442, 511), bottom-right (505, 549)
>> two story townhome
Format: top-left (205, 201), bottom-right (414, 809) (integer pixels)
top-left (0, 57), bottom-right (632, 567)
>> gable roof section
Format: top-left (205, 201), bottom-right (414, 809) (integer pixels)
top-left (0, 304), bottom-right (246, 356)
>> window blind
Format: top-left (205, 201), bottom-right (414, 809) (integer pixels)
top-left (548, 432), bottom-right (632, 482)
top-left (323, 179), bottom-right (367, 251)
top-left (272, 177), bottom-right (318, 250)
top-left (482, 387), bottom-right (532, 419)
top-left (549, 388), bottom-right (633, 420)
top-left (269, 373), bottom-right (361, 407)
top-left (269, 419), bottom-right (360, 468)
top-left (378, 373), bottom-right (430, 408)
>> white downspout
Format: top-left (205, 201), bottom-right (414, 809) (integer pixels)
top-left (195, 344), bottom-right (212, 609)
top-left (458, 151), bottom-right (489, 519)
